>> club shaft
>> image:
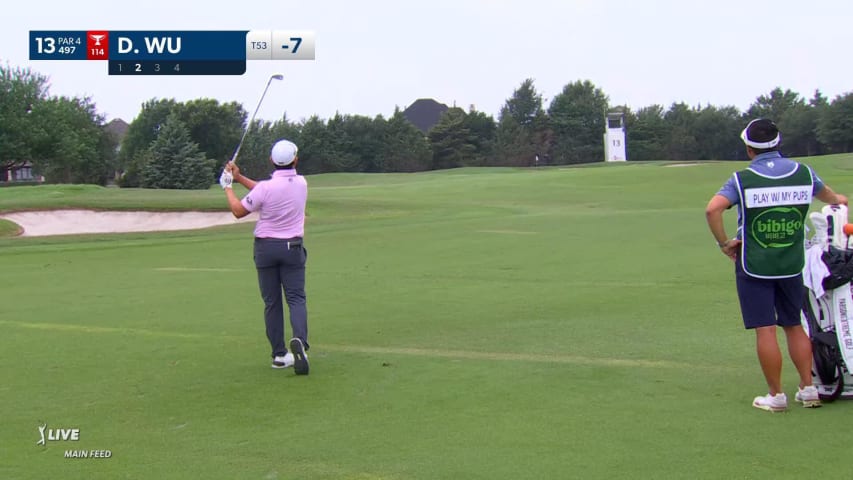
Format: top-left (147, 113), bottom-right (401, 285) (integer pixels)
top-left (230, 77), bottom-right (278, 164)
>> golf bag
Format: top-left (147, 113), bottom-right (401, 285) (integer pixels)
top-left (801, 204), bottom-right (853, 401)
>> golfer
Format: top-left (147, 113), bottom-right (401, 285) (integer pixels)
top-left (705, 119), bottom-right (847, 412)
top-left (221, 139), bottom-right (310, 375)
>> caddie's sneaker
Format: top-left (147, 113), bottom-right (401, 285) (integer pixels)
top-left (290, 337), bottom-right (309, 375)
top-left (272, 353), bottom-right (294, 369)
top-left (795, 386), bottom-right (822, 408)
top-left (752, 393), bottom-right (788, 412)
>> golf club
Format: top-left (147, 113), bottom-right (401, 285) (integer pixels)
top-left (229, 73), bottom-right (284, 165)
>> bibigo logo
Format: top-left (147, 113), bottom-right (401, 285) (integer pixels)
top-left (751, 207), bottom-right (804, 248)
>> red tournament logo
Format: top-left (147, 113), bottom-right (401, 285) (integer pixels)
top-left (87, 31), bottom-right (108, 60)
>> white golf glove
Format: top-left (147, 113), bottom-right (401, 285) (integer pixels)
top-left (219, 170), bottom-right (233, 189)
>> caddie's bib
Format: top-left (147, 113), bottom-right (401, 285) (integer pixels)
top-left (734, 164), bottom-right (813, 278)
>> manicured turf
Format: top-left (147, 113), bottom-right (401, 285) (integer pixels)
top-left (0, 218), bottom-right (21, 237)
top-left (2, 157), bottom-right (853, 479)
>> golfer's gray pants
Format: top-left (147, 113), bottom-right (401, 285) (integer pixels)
top-left (253, 237), bottom-right (308, 358)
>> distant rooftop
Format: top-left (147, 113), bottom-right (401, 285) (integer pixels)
top-left (403, 98), bottom-right (449, 133)
top-left (105, 118), bottom-right (129, 140)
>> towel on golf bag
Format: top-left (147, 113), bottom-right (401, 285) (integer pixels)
top-left (805, 244), bottom-right (830, 298)
top-left (821, 247), bottom-right (853, 291)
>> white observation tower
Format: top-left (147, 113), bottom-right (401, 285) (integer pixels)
top-left (604, 111), bottom-right (627, 162)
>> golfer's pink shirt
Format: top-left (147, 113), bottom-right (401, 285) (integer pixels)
top-left (241, 170), bottom-right (307, 239)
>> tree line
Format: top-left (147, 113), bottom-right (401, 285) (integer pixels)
top-left (1, 66), bottom-right (117, 185)
top-left (3, 64), bottom-right (853, 189)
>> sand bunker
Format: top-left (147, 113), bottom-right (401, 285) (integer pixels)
top-left (0, 210), bottom-right (254, 237)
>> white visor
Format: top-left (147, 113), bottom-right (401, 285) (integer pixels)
top-left (741, 120), bottom-right (781, 149)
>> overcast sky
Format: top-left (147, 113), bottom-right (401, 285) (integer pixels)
top-left (4, 0), bottom-right (852, 124)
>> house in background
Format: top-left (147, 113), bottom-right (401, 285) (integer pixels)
top-left (1, 118), bottom-right (130, 185)
top-left (105, 118), bottom-right (129, 145)
top-left (105, 118), bottom-right (129, 184)
top-left (2, 161), bottom-right (39, 183)
top-left (403, 98), bottom-right (449, 133)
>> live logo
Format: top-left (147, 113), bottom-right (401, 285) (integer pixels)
top-left (87, 31), bottom-right (108, 60)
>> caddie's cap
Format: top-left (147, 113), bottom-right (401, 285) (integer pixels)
top-left (741, 119), bottom-right (781, 149)
top-left (270, 139), bottom-right (298, 166)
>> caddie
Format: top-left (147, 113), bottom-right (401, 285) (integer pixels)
top-left (705, 118), bottom-right (848, 412)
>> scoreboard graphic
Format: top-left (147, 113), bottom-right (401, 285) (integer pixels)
top-left (29, 30), bottom-right (315, 75)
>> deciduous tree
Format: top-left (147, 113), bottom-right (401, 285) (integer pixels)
top-left (548, 80), bottom-right (609, 164)
top-left (817, 92), bottom-right (853, 153)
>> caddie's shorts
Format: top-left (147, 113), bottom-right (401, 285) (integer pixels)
top-left (735, 258), bottom-right (805, 329)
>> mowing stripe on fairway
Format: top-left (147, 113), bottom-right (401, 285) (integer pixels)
top-left (387, 276), bottom-right (692, 288)
top-left (320, 343), bottom-right (708, 369)
top-left (0, 320), bottom-right (732, 371)
top-left (476, 229), bottom-right (538, 235)
top-left (0, 320), bottom-right (231, 340)
top-left (154, 267), bottom-right (245, 272)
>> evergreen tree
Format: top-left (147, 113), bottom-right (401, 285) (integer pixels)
top-left (379, 108), bottom-right (432, 172)
top-left (142, 114), bottom-right (213, 189)
top-left (428, 107), bottom-right (477, 169)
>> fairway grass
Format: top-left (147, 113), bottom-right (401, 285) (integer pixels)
top-left (0, 218), bottom-right (21, 237)
top-left (2, 157), bottom-right (853, 479)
